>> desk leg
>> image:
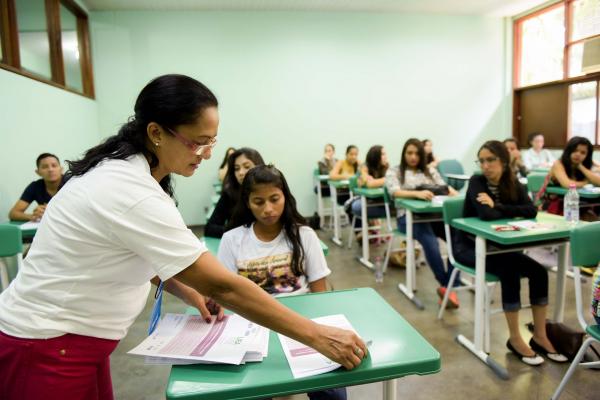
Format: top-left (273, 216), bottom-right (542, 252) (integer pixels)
top-left (553, 243), bottom-right (569, 323)
top-left (331, 185), bottom-right (342, 246)
top-left (358, 194), bottom-right (373, 269)
top-left (316, 179), bottom-right (324, 228)
top-left (456, 236), bottom-right (509, 380)
top-left (383, 379), bottom-right (397, 400)
top-left (398, 210), bottom-right (424, 309)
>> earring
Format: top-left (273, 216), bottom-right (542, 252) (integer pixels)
top-left (155, 142), bottom-right (159, 146)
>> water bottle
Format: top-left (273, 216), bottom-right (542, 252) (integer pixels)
top-left (564, 183), bottom-right (579, 226)
top-left (374, 256), bottom-right (384, 283)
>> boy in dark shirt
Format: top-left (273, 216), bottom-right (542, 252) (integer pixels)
top-left (9, 153), bottom-right (63, 221)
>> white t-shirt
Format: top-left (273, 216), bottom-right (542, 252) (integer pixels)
top-left (217, 224), bottom-right (330, 297)
top-left (0, 154), bottom-right (205, 340)
top-left (522, 148), bottom-right (554, 170)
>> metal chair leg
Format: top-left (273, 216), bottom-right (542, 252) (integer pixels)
top-left (551, 337), bottom-right (596, 400)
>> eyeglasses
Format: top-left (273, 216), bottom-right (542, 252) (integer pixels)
top-left (167, 127), bottom-right (217, 155)
top-left (475, 156), bottom-right (499, 167)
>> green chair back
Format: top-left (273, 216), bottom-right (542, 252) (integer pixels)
top-left (0, 224), bottom-right (23, 257)
top-left (313, 167), bottom-right (319, 177)
top-left (348, 175), bottom-right (359, 191)
top-left (570, 222), bottom-right (600, 268)
top-left (527, 173), bottom-right (547, 195)
top-left (442, 196), bottom-right (465, 225)
top-left (438, 159), bottom-right (466, 190)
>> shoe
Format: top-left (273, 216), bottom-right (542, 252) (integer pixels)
top-left (529, 338), bottom-right (568, 363)
top-left (581, 266), bottom-right (595, 276)
top-left (506, 340), bottom-right (544, 366)
top-left (437, 287), bottom-right (459, 309)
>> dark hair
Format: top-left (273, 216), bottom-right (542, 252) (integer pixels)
top-left (560, 136), bottom-right (593, 181)
top-left (219, 147), bottom-right (236, 169)
top-left (345, 145), bottom-right (359, 173)
top-left (365, 145), bottom-right (388, 179)
top-left (422, 139), bottom-right (434, 165)
top-left (66, 74), bottom-right (218, 197)
top-left (527, 132), bottom-right (543, 147)
top-left (503, 138), bottom-right (518, 146)
top-left (36, 153), bottom-right (60, 167)
top-left (400, 138), bottom-right (431, 184)
top-left (223, 147), bottom-right (265, 199)
top-left (228, 165), bottom-right (307, 276)
top-left (478, 140), bottom-right (518, 203)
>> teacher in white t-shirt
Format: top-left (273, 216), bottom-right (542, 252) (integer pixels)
top-left (0, 74), bottom-right (367, 400)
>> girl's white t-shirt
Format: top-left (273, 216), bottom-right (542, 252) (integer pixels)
top-left (217, 224), bottom-right (330, 297)
top-left (0, 154), bottom-right (206, 340)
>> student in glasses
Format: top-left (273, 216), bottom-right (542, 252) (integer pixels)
top-left (385, 138), bottom-right (459, 308)
top-left (205, 147), bottom-right (265, 238)
top-left (0, 75), bottom-right (366, 400)
top-left (8, 153), bottom-right (64, 222)
top-left (454, 140), bottom-right (567, 366)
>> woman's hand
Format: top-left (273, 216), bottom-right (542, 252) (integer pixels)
top-left (415, 190), bottom-right (434, 201)
top-left (164, 278), bottom-right (225, 323)
top-left (31, 204), bottom-right (46, 221)
top-left (476, 192), bottom-right (494, 208)
top-left (311, 324), bottom-right (368, 370)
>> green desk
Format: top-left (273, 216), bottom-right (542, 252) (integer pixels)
top-left (545, 185), bottom-right (600, 199)
top-left (393, 198), bottom-right (445, 310)
top-left (166, 288), bottom-right (440, 400)
top-left (9, 220), bottom-right (37, 240)
top-left (450, 212), bottom-right (574, 379)
top-left (531, 167), bottom-right (550, 174)
top-left (327, 180), bottom-right (350, 247)
top-left (351, 187), bottom-right (393, 270)
top-left (202, 236), bottom-right (329, 257)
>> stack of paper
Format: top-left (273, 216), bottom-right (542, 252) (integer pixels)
top-left (508, 220), bottom-right (555, 230)
top-left (128, 313), bottom-right (269, 365)
top-left (278, 314), bottom-right (361, 379)
top-left (18, 221), bottom-right (40, 230)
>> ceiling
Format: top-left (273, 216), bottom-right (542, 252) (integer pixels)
top-left (82, 0), bottom-right (549, 17)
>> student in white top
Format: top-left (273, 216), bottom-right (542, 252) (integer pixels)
top-left (0, 75), bottom-right (366, 400)
top-left (218, 164), bottom-right (346, 400)
top-left (522, 132), bottom-right (554, 170)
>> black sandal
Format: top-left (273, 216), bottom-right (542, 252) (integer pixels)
top-left (506, 340), bottom-right (544, 366)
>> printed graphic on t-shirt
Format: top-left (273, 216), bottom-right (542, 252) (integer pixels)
top-left (236, 253), bottom-right (300, 295)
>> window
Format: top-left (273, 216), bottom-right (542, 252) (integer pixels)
top-left (0, 0), bottom-right (93, 98)
top-left (568, 81), bottom-right (598, 143)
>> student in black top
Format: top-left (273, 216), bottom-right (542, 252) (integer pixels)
top-left (9, 153), bottom-right (63, 221)
top-left (453, 140), bottom-right (567, 366)
top-left (204, 147), bottom-right (265, 238)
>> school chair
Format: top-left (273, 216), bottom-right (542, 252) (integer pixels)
top-left (551, 222), bottom-right (600, 400)
top-left (0, 224), bottom-right (23, 291)
top-left (437, 159), bottom-right (467, 191)
top-left (437, 197), bottom-right (501, 353)
top-left (526, 173), bottom-right (547, 200)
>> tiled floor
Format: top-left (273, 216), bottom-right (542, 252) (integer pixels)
top-left (110, 228), bottom-right (598, 400)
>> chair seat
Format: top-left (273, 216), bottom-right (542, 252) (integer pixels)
top-left (586, 324), bottom-right (600, 340)
top-left (453, 262), bottom-right (500, 283)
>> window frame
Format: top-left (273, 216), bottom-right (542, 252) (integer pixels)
top-left (0, 0), bottom-right (94, 98)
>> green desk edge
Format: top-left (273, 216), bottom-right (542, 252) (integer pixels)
top-left (352, 187), bottom-right (385, 199)
top-left (203, 236), bottom-right (329, 257)
top-left (9, 221), bottom-right (36, 239)
top-left (394, 198), bottom-right (443, 213)
top-left (166, 288), bottom-right (440, 400)
top-left (327, 179), bottom-right (350, 188)
top-left (545, 186), bottom-right (600, 199)
top-left (450, 212), bottom-right (577, 245)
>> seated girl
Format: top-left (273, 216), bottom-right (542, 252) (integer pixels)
top-left (9, 153), bottom-right (64, 222)
top-left (329, 145), bottom-right (359, 206)
top-left (523, 132), bottom-right (554, 170)
top-left (351, 145), bottom-right (389, 225)
top-left (503, 138), bottom-right (528, 178)
top-left (217, 147), bottom-right (236, 182)
top-left (205, 147), bottom-right (264, 238)
top-left (316, 143), bottom-right (337, 197)
top-left (454, 140), bottom-right (567, 366)
top-left (218, 165), bottom-right (346, 400)
top-left (549, 136), bottom-right (600, 188)
top-left (385, 138), bottom-right (459, 307)
top-left (422, 139), bottom-right (439, 170)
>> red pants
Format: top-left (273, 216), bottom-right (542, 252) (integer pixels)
top-left (0, 330), bottom-right (119, 400)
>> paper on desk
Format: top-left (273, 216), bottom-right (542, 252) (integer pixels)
top-left (278, 314), bottom-right (358, 379)
top-left (431, 196), bottom-right (448, 206)
top-left (18, 221), bottom-right (40, 230)
top-left (508, 220), bottom-right (555, 230)
top-left (128, 313), bottom-right (269, 365)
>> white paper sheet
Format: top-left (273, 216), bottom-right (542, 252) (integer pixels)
top-left (278, 314), bottom-right (358, 379)
top-left (128, 313), bottom-right (269, 365)
top-left (18, 221), bottom-right (40, 230)
top-left (508, 220), bottom-right (555, 230)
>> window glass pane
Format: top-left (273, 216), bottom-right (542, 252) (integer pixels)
top-left (572, 0), bottom-right (600, 42)
top-left (60, 4), bottom-right (82, 92)
top-left (568, 42), bottom-right (585, 77)
top-left (16, 0), bottom-right (52, 79)
top-left (568, 81), bottom-right (598, 143)
top-left (519, 5), bottom-right (565, 87)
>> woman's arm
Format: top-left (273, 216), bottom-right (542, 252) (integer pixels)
top-left (495, 184), bottom-right (537, 219)
top-left (175, 252), bottom-right (367, 369)
top-left (578, 164), bottom-right (600, 186)
top-left (308, 278), bottom-right (328, 293)
top-left (357, 165), bottom-right (369, 187)
top-left (551, 160), bottom-right (586, 188)
top-left (466, 176), bottom-right (504, 220)
top-left (328, 160), bottom-right (345, 180)
top-left (393, 189), bottom-right (434, 201)
top-left (204, 194), bottom-right (230, 238)
top-left (8, 200), bottom-right (39, 221)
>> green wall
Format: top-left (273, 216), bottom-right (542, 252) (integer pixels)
top-left (90, 11), bottom-right (512, 225)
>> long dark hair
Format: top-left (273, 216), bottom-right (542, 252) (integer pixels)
top-left (400, 138), bottom-right (431, 184)
top-left (422, 139), bottom-right (434, 165)
top-left (223, 147), bottom-right (265, 200)
top-left (478, 140), bottom-right (518, 203)
top-left (560, 136), bottom-right (593, 181)
top-left (66, 74), bottom-right (218, 197)
top-left (228, 165), bottom-right (307, 277)
top-left (365, 145), bottom-right (387, 179)
top-left (346, 145), bottom-right (359, 173)
top-left (219, 147), bottom-right (236, 169)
